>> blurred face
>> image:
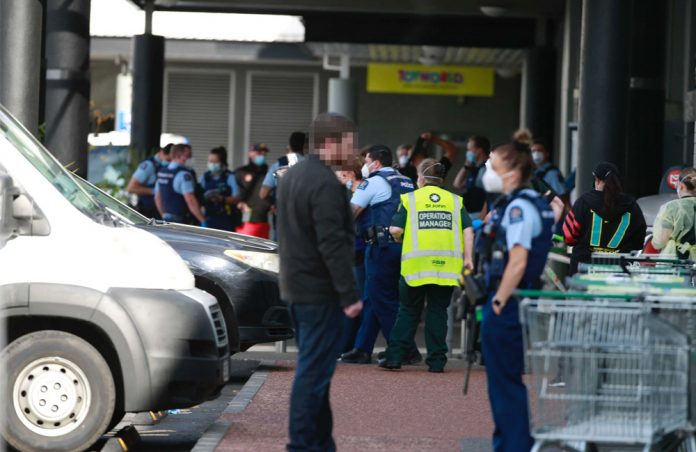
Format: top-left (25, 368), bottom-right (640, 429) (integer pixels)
top-left (530, 143), bottom-right (547, 165)
top-left (319, 132), bottom-right (357, 170)
top-left (249, 148), bottom-right (268, 166)
top-left (208, 153), bottom-right (221, 165)
top-left (489, 152), bottom-right (520, 193)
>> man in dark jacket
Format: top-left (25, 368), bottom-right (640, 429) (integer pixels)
top-left (277, 112), bottom-right (362, 452)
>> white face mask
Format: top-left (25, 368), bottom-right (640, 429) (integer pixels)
top-left (532, 151), bottom-right (544, 165)
top-left (361, 163), bottom-right (370, 179)
top-left (185, 157), bottom-right (195, 169)
top-left (482, 167), bottom-right (504, 193)
top-left (398, 156), bottom-right (409, 168)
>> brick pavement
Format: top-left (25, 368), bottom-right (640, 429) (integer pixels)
top-left (216, 360), bottom-right (494, 451)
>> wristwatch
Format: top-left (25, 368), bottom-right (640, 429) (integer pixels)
top-left (493, 299), bottom-right (503, 307)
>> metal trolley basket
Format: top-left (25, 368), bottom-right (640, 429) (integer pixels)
top-left (520, 298), bottom-right (690, 451)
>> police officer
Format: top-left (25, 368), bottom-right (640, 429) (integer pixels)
top-left (339, 145), bottom-right (418, 364)
top-left (379, 159), bottom-right (474, 372)
top-left (155, 144), bottom-right (205, 225)
top-left (478, 142), bottom-right (555, 451)
top-left (126, 143), bottom-right (172, 218)
top-left (201, 146), bottom-right (241, 231)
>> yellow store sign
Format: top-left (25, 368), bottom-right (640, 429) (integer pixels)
top-left (367, 63), bottom-right (495, 96)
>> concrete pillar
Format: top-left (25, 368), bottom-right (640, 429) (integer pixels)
top-left (0, 0), bottom-right (44, 134)
top-left (328, 78), bottom-right (357, 122)
top-left (130, 34), bottom-right (165, 161)
top-left (558, 0), bottom-right (583, 175)
top-left (44, 0), bottom-right (90, 177)
top-left (576, 0), bottom-right (632, 196)
top-left (520, 47), bottom-right (556, 144)
top-left (325, 54), bottom-right (357, 122)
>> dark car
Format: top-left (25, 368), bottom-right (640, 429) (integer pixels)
top-left (75, 177), bottom-right (293, 352)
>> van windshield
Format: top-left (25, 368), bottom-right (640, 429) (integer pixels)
top-left (0, 106), bottom-right (109, 222)
top-left (73, 176), bottom-right (149, 226)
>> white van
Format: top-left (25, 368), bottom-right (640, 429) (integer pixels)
top-left (0, 105), bottom-right (229, 451)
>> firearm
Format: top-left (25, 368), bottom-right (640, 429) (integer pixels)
top-left (461, 268), bottom-right (487, 395)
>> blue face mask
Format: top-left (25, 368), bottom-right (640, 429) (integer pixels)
top-left (466, 150), bottom-right (475, 162)
top-left (254, 155), bottom-right (266, 166)
top-left (208, 162), bottom-right (222, 174)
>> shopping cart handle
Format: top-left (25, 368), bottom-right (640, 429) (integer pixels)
top-left (515, 289), bottom-right (638, 300)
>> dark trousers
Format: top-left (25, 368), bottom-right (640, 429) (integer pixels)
top-left (205, 214), bottom-right (235, 231)
top-left (385, 278), bottom-right (453, 370)
top-left (288, 303), bottom-right (344, 452)
top-left (354, 243), bottom-right (401, 354)
top-left (481, 296), bottom-right (533, 452)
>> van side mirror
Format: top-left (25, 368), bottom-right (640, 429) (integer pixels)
top-left (0, 173), bottom-right (19, 242)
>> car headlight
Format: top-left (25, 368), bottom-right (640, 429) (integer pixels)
top-left (224, 250), bottom-right (279, 273)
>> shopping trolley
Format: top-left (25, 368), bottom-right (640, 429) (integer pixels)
top-left (520, 297), bottom-right (690, 451)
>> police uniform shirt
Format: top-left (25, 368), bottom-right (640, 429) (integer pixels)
top-left (262, 154), bottom-right (305, 189)
top-left (391, 197), bottom-right (473, 230)
top-left (133, 155), bottom-right (163, 186)
top-left (350, 168), bottom-right (397, 208)
top-left (501, 195), bottom-right (543, 251)
top-left (155, 162), bottom-right (196, 195)
top-left (199, 172), bottom-right (241, 197)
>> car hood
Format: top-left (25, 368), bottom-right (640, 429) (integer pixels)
top-left (139, 222), bottom-right (278, 253)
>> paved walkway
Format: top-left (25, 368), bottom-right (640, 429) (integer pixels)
top-left (216, 359), bottom-right (494, 451)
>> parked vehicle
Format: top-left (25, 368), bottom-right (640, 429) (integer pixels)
top-left (74, 176), bottom-right (294, 352)
top-left (0, 105), bottom-right (230, 452)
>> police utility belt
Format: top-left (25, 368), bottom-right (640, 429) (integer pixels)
top-left (363, 226), bottom-right (396, 245)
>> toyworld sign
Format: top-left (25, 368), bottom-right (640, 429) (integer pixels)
top-left (367, 64), bottom-right (495, 96)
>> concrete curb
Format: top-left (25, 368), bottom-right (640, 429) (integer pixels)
top-left (191, 360), bottom-right (275, 452)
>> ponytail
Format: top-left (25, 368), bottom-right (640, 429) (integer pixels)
top-left (603, 172), bottom-right (623, 215)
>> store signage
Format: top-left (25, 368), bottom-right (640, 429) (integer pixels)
top-left (367, 63), bottom-right (495, 96)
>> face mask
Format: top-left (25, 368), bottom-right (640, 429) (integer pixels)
top-left (398, 156), bottom-right (409, 167)
top-left (532, 151), bottom-right (544, 165)
top-left (466, 150), bottom-right (475, 163)
top-left (254, 155), bottom-right (266, 166)
top-left (361, 163), bottom-right (371, 179)
top-left (346, 180), bottom-right (353, 191)
top-left (482, 167), bottom-right (504, 193)
top-left (208, 162), bottom-right (222, 174)
top-left (184, 158), bottom-right (195, 169)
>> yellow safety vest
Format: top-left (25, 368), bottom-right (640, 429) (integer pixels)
top-left (400, 185), bottom-right (464, 287)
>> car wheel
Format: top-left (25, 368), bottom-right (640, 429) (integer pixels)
top-left (1, 330), bottom-right (116, 452)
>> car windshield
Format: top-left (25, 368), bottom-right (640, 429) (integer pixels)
top-left (73, 176), bottom-right (150, 226)
top-left (0, 105), bottom-right (110, 222)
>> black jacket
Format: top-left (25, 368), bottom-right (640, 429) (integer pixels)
top-left (235, 162), bottom-right (271, 223)
top-left (563, 190), bottom-right (646, 273)
top-left (276, 155), bottom-right (359, 307)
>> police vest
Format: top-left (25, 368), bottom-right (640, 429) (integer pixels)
top-left (137, 156), bottom-right (163, 210)
top-left (400, 186), bottom-right (464, 287)
top-left (202, 169), bottom-right (233, 217)
top-left (361, 170), bottom-right (415, 234)
top-left (157, 165), bottom-right (190, 217)
top-left (482, 189), bottom-right (554, 290)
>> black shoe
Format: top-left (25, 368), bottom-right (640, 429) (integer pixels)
top-left (428, 368), bottom-right (444, 373)
top-left (404, 349), bottom-right (423, 365)
top-left (378, 360), bottom-right (401, 370)
top-left (339, 349), bottom-right (372, 364)
top-left (377, 351), bottom-right (386, 360)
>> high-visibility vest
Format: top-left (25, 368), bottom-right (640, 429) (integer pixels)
top-left (400, 185), bottom-right (464, 287)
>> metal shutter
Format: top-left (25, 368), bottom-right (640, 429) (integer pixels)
top-left (246, 73), bottom-right (316, 163)
top-left (164, 71), bottom-right (232, 177)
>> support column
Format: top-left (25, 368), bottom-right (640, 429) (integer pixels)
top-left (576, 0), bottom-right (632, 196)
top-left (44, 0), bottom-right (90, 176)
top-left (520, 47), bottom-right (556, 144)
top-left (624, 0), bottom-right (666, 197)
top-left (130, 34), bottom-right (165, 161)
top-left (0, 0), bottom-right (44, 134)
top-left (558, 0), bottom-right (583, 175)
top-left (326, 54), bottom-right (357, 122)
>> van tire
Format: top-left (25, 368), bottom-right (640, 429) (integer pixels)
top-left (1, 330), bottom-right (116, 452)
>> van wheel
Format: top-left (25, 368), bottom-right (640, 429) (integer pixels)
top-left (1, 330), bottom-right (116, 452)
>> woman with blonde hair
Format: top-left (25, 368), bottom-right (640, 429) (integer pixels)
top-left (651, 168), bottom-right (696, 260)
